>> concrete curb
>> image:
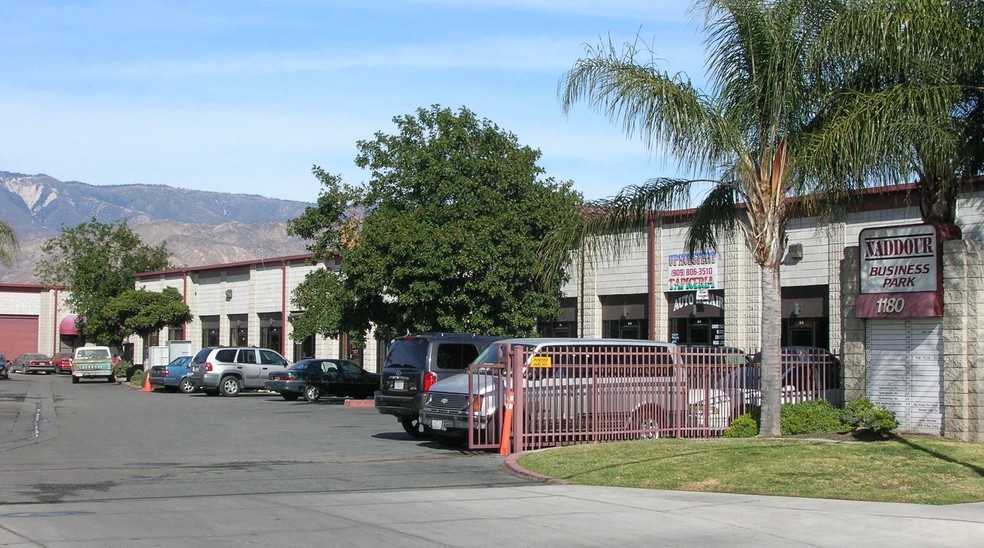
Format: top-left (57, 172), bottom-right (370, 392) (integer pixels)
top-left (343, 399), bottom-right (375, 408)
top-left (502, 450), bottom-right (570, 484)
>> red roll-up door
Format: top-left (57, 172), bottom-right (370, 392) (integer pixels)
top-left (0, 315), bottom-right (40, 358)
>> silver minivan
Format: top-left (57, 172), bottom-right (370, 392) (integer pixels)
top-left (188, 346), bottom-right (290, 397)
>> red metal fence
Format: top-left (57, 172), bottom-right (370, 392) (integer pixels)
top-left (466, 344), bottom-right (842, 452)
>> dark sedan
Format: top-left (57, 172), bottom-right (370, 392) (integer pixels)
top-left (265, 359), bottom-right (379, 402)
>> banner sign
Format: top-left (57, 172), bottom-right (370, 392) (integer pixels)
top-left (856, 224), bottom-right (943, 318)
top-left (667, 251), bottom-right (717, 291)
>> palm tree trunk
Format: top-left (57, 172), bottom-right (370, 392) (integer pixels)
top-left (757, 265), bottom-right (783, 437)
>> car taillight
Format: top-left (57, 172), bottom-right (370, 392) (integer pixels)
top-left (206, 362), bottom-right (213, 372)
top-left (162, 368), bottom-right (169, 376)
top-left (423, 371), bottom-right (437, 392)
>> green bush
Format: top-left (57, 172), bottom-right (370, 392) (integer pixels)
top-left (723, 412), bottom-right (759, 438)
top-left (113, 359), bottom-right (133, 379)
top-left (129, 368), bottom-right (146, 387)
top-left (842, 398), bottom-right (898, 435)
top-left (780, 399), bottom-right (844, 436)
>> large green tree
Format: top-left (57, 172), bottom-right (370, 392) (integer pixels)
top-left (0, 220), bottom-right (16, 267)
top-left (814, 0), bottom-right (984, 230)
top-left (99, 287), bottom-right (192, 351)
top-left (288, 105), bottom-right (583, 343)
top-left (554, 0), bottom-right (946, 436)
top-left (35, 218), bottom-right (172, 346)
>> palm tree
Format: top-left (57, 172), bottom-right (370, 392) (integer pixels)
top-left (556, 0), bottom-right (880, 436)
top-left (0, 220), bottom-right (16, 267)
top-left (814, 0), bottom-right (984, 234)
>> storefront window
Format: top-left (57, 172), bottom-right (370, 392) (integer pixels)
top-left (200, 316), bottom-right (219, 347)
top-left (260, 315), bottom-right (282, 352)
top-left (229, 314), bottom-right (248, 346)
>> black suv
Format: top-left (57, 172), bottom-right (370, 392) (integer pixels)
top-left (375, 333), bottom-right (502, 437)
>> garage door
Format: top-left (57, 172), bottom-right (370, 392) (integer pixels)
top-left (866, 319), bottom-right (943, 434)
top-left (0, 315), bottom-right (40, 359)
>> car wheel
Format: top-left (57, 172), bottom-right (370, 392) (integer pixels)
top-left (72, 376), bottom-right (79, 384)
top-left (631, 406), bottom-right (662, 440)
top-left (281, 393), bottom-right (300, 401)
top-left (219, 377), bottom-right (242, 397)
top-left (179, 378), bottom-right (197, 394)
top-left (204, 388), bottom-right (220, 396)
top-left (303, 384), bottom-right (321, 403)
top-left (401, 417), bottom-right (432, 439)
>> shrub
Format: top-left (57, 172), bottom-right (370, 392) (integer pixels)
top-left (129, 368), bottom-right (146, 387)
top-left (112, 360), bottom-right (133, 379)
top-left (842, 398), bottom-right (898, 436)
top-left (780, 399), bottom-right (844, 436)
top-left (723, 413), bottom-right (759, 438)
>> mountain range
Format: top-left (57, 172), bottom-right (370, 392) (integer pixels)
top-left (0, 171), bottom-right (315, 283)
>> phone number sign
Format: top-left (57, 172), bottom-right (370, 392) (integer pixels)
top-left (667, 251), bottom-right (718, 291)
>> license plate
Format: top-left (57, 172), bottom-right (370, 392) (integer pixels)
top-left (393, 380), bottom-right (405, 390)
top-left (431, 419), bottom-right (444, 430)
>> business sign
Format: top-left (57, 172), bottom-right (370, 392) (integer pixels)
top-left (856, 224), bottom-right (942, 318)
top-left (667, 251), bottom-right (717, 291)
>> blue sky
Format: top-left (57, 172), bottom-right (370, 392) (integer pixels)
top-left (0, 1), bottom-right (709, 203)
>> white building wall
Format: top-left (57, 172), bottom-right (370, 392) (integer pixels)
top-left (595, 234), bottom-right (649, 295)
top-left (957, 189), bottom-right (984, 243)
top-left (782, 217), bottom-right (831, 287)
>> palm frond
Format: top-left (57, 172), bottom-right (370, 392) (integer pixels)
top-left (560, 37), bottom-right (724, 175)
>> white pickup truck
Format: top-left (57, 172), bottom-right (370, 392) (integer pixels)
top-left (71, 346), bottom-right (116, 384)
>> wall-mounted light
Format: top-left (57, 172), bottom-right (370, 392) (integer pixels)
top-left (792, 302), bottom-right (802, 316)
top-left (788, 243), bottom-right (804, 261)
top-left (225, 289), bottom-right (233, 301)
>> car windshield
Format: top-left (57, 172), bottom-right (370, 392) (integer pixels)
top-left (76, 349), bottom-right (110, 359)
top-left (383, 339), bottom-right (429, 369)
top-left (473, 342), bottom-right (535, 366)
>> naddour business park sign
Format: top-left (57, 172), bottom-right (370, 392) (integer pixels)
top-left (856, 223), bottom-right (943, 318)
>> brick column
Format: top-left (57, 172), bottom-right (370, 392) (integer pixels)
top-left (839, 246), bottom-right (866, 403)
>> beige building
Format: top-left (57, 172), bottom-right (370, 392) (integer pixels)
top-left (3, 182), bottom-right (982, 439)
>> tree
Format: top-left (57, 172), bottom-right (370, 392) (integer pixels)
top-left (35, 218), bottom-right (171, 345)
top-left (0, 220), bottom-right (16, 267)
top-left (814, 0), bottom-right (984, 231)
top-left (99, 287), bottom-right (192, 351)
top-left (555, 0), bottom-right (912, 436)
top-left (288, 105), bottom-right (583, 343)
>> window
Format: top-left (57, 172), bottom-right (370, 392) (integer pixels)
top-left (201, 316), bottom-right (219, 347)
top-left (235, 350), bottom-right (257, 364)
top-left (214, 349), bottom-right (237, 362)
top-left (259, 349), bottom-right (287, 365)
top-left (435, 343), bottom-right (480, 370)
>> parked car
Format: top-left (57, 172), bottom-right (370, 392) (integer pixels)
top-left (374, 333), bottom-right (503, 438)
top-left (14, 353), bottom-right (54, 374)
top-left (0, 353), bottom-right (9, 380)
top-left (51, 352), bottom-right (74, 374)
top-left (265, 358), bottom-right (380, 402)
top-left (149, 355), bottom-right (195, 393)
top-left (420, 338), bottom-right (705, 446)
top-left (187, 346), bottom-right (290, 397)
top-left (683, 346), bottom-right (844, 425)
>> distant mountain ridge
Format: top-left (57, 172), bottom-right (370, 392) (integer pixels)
top-left (0, 171), bottom-right (315, 283)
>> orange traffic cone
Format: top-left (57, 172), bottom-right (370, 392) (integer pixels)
top-left (142, 372), bottom-right (153, 392)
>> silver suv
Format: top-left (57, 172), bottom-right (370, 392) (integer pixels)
top-left (188, 346), bottom-right (290, 397)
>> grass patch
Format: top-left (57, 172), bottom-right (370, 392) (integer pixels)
top-left (516, 435), bottom-right (984, 505)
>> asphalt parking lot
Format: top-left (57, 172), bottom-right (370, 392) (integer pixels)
top-left (1, 373), bottom-right (982, 547)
